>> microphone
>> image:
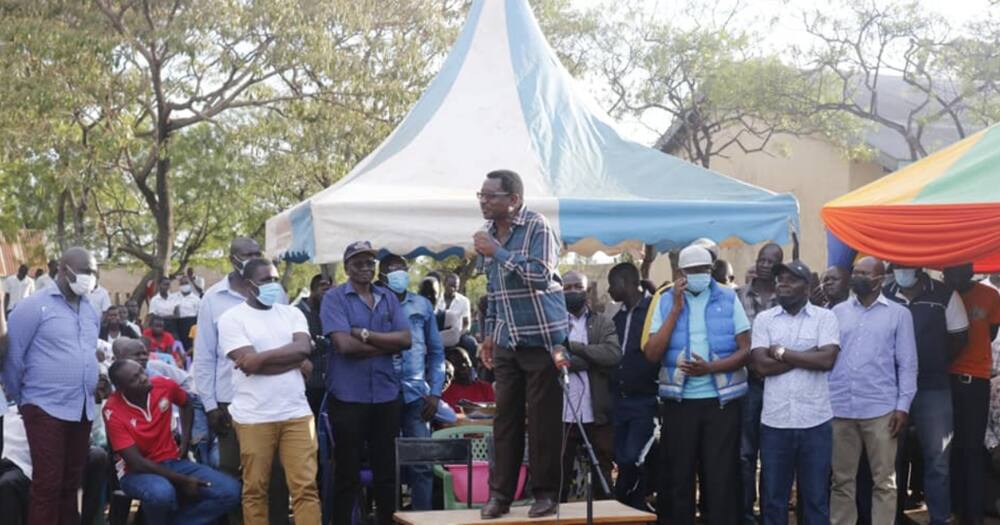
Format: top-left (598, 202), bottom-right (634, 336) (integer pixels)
top-left (554, 346), bottom-right (570, 387)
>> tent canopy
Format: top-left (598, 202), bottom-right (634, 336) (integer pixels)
top-left (266, 0), bottom-right (799, 264)
top-left (823, 123), bottom-right (1000, 272)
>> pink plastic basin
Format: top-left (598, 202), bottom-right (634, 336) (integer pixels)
top-left (445, 461), bottom-right (528, 503)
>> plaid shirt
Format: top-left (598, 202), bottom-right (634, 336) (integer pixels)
top-left (737, 282), bottom-right (779, 325)
top-left (483, 207), bottom-right (568, 352)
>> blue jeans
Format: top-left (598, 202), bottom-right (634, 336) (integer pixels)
top-left (189, 395), bottom-right (218, 467)
top-left (897, 387), bottom-right (953, 525)
top-left (119, 459), bottom-right (241, 525)
top-left (400, 398), bottom-right (433, 510)
top-left (613, 395), bottom-right (657, 510)
top-left (760, 421), bottom-right (832, 525)
top-left (741, 380), bottom-right (764, 523)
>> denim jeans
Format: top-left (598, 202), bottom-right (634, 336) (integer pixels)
top-left (119, 459), bottom-right (241, 525)
top-left (896, 388), bottom-right (952, 525)
top-left (400, 398), bottom-right (433, 510)
top-left (613, 395), bottom-right (657, 510)
top-left (189, 395), bottom-right (218, 467)
top-left (760, 421), bottom-right (832, 525)
top-left (741, 380), bottom-right (765, 523)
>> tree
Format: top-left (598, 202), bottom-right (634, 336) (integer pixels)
top-left (588, 0), bottom-right (858, 169)
top-left (1, 0), bottom-right (465, 298)
top-left (795, 0), bottom-right (1000, 161)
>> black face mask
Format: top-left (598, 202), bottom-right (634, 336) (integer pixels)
top-left (850, 276), bottom-right (876, 297)
top-left (565, 291), bottom-right (587, 313)
top-left (778, 295), bottom-right (807, 312)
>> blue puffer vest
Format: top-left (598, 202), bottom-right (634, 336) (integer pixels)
top-left (656, 281), bottom-right (747, 405)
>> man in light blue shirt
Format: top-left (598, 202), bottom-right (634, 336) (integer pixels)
top-left (379, 253), bottom-right (445, 511)
top-left (644, 245), bottom-right (751, 525)
top-left (828, 257), bottom-right (917, 525)
top-left (3, 247), bottom-right (101, 525)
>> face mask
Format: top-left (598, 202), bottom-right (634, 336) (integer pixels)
top-left (564, 291), bottom-right (588, 312)
top-left (253, 282), bottom-right (284, 307)
top-left (66, 268), bottom-right (97, 296)
top-left (850, 276), bottom-right (877, 297)
top-left (386, 270), bottom-right (410, 294)
top-left (893, 269), bottom-right (918, 289)
top-left (685, 273), bottom-right (712, 293)
top-left (180, 284), bottom-right (193, 294)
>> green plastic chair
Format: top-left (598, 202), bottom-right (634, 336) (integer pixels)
top-left (432, 425), bottom-right (494, 509)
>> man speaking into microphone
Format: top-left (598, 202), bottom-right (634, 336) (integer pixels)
top-left (473, 170), bottom-right (569, 519)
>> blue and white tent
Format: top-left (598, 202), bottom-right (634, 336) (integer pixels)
top-left (266, 0), bottom-right (799, 263)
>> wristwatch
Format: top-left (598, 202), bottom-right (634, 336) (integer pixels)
top-left (775, 346), bottom-right (786, 362)
top-left (360, 328), bottom-right (370, 344)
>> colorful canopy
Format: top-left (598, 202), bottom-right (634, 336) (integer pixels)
top-left (266, 0), bottom-right (799, 264)
top-left (823, 123), bottom-right (1000, 272)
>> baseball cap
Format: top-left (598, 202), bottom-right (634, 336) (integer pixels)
top-left (774, 260), bottom-right (812, 283)
top-left (678, 245), bottom-right (713, 270)
top-left (343, 241), bottom-right (377, 262)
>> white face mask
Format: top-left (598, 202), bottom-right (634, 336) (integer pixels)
top-left (66, 267), bottom-right (97, 296)
top-left (180, 284), bottom-right (193, 294)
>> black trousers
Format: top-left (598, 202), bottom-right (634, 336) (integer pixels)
top-left (951, 375), bottom-right (990, 522)
top-left (490, 345), bottom-right (563, 501)
top-left (0, 459), bottom-right (29, 525)
top-left (330, 398), bottom-right (401, 525)
top-left (659, 398), bottom-right (743, 525)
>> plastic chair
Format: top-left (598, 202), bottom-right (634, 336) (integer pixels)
top-left (430, 425), bottom-right (529, 509)
top-left (395, 437), bottom-right (472, 510)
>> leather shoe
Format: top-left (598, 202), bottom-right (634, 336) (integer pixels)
top-left (480, 497), bottom-right (511, 520)
top-left (528, 497), bottom-right (559, 518)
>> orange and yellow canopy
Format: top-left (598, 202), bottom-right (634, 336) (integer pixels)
top-left (822, 123), bottom-right (1000, 272)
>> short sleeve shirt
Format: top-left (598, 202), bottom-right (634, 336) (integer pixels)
top-left (320, 283), bottom-right (409, 403)
top-left (648, 288), bottom-right (751, 399)
top-left (148, 294), bottom-right (177, 318)
top-left (104, 376), bottom-right (187, 470)
top-left (951, 283), bottom-right (1000, 379)
top-left (752, 304), bottom-right (840, 429)
top-left (218, 302), bottom-right (312, 424)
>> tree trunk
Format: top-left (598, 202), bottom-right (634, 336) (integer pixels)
top-left (56, 189), bottom-right (69, 252)
top-left (639, 244), bottom-right (657, 280)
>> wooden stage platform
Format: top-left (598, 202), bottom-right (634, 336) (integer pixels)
top-left (394, 500), bottom-right (656, 525)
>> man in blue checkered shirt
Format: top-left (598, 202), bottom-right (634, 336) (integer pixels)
top-left (474, 169), bottom-right (569, 519)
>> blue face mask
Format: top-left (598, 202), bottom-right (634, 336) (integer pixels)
top-left (685, 273), bottom-right (712, 293)
top-left (253, 282), bottom-right (284, 307)
top-left (893, 269), bottom-right (918, 289)
top-left (386, 270), bottom-right (410, 294)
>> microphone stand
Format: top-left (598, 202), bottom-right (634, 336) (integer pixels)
top-left (558, 367), bottom-right (611, 525)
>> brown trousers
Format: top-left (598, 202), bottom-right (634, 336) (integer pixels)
top-left (490, 345), bottom-right (564, 501)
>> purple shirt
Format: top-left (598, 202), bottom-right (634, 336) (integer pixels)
top-left (830, 294), bottom-right (918, 419)
top-left (3, 286), bottom-right (100, 422)
top-left (321, 282), bottom-right (409, 404)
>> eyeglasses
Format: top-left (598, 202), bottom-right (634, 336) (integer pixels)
top-left (476, 191), bottom-right (511, 201)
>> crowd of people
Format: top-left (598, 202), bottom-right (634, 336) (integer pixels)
top-left (0, 169), bottom-right (999, 525)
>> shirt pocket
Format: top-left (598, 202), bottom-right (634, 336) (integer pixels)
top-left (792, 335), bottom-right (818, 352)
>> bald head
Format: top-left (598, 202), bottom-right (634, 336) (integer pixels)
top-left (564, 271), bottom-right (588, 290)
top-left (854, 257), bottom-right (885, 277)
top-left (229, 237), bottom-right (262, 275)
top-left (112, 337), bottom-right (149, 368)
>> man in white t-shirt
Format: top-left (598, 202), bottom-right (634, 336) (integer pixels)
top-left (148, 277), bottom-right (177, 321)
top-left (218, 257), bottom-right (319, 525)
top-left (32, 260), bottom-right (58, 294)
top-left (3, 265), bottom-right (34, 315)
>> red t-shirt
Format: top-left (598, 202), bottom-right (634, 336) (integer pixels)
top-left (442, 380), bottom-right (496, 410)
top-left (143, 328), bottom-right (183, 365)
top-left (104, 376), bottom-right (187, 470)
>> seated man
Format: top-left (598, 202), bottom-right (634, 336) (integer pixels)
top-left (104, 359), bottom-right (240, 525)
top-left (441, 347), bottom-right (495, 410)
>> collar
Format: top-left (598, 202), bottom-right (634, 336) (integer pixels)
top-left (210, 272), bottom-right (246, 300)
top-left (849, 293), bottom-right (890, 309)
top-left (775, 301), bottom-right (815, 318)
top-left (569, 307), bottom-right (590, 323)
top-left (486, 206), bottom-right (529, 233)
top-left (119, 390), bottom-right (153, 421)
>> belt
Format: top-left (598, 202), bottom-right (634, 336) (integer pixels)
top-left (952, 373), bottom-right (987, 385)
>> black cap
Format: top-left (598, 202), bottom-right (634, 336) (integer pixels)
top-left (343, 241), bottom-right (377, 262)
top-left (774, 260), bottom-right (812, 283)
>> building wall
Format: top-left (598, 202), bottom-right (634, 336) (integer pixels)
top-left (662, 133), bottom-right (886, 280)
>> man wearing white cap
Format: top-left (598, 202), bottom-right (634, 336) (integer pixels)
top-left (644, 245), bottom-right (752, 525)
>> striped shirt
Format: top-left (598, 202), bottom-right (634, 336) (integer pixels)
top-left (483, 207), bottom-right (568, 352)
